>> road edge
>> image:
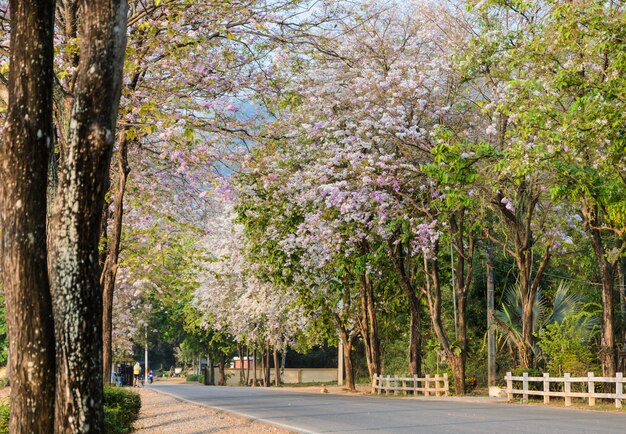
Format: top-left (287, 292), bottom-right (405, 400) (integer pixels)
top-left (146, 386), bottom-right (315, 434)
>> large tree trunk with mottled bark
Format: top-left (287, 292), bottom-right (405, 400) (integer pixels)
top-left (1, 2), bottom-right (57, 431)
top-left (46, 1), bottom-right (128, 431)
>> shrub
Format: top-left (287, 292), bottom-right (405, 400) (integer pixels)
top-left (0, 388), bottom-right (140, 434)
top-left (464, 376), bottom-right (477, 393)
top-left (0, 402), bottom-right (8, 434)
top-left (104, 386), bottom-right (141, 434)
top-left (537, 314), bottom-right (598, 376)
top-left (186, 374), bottom-right (203, 383)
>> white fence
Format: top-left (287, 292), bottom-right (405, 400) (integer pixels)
top-left (505, 371), bottom-right (625, 408)
top-left (372, 373), bottom-right (449, 396)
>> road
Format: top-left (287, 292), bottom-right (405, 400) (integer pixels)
top-left (150, 383), bottom-right (626, 433)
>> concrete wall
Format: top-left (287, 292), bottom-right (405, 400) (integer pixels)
top-left (213, 367), bottom-right (338, 386)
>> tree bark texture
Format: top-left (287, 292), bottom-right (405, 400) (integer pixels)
top-left (338, 327), bottom-right (356, 391)
top-left (486, 241), bottom-right (496, 387)
top-left (1, 1), bottom-right (57, 432)
top-left (252, 347), bottom-right (257, 386)
top-left (359, 270), bottom-right (380, 379)
top-left (218, 352), bottom-right (226, 386)
top-left (449, 210), bottom-right (474, 395)
top-left (583, 203), bottom-right (617, 377)
top-left (102, 131), bottom-right (131, 385)
top-left (423, 243), bottom-right (465, 395)
top-left (46, 1), bottom-right (128, 432)
top-left (273, 347), bottom-right (281, 386)
top-left (619, 258), bottom-right (626, 351)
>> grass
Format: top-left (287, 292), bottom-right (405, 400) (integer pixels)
top-left (516, 396), bottom-right (626, 412)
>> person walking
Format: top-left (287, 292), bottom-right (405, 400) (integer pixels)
top-left (133, 361), bottom-right (142, 387)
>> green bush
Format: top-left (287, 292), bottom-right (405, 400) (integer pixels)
top-left (537, 315), bottom-right (598, 376)
top-left (186, 374), bottom-right (203, 382)
top-left (0, 402), bottom-right (8, 434)
top-left (0, 388), bottom-right (140, 434)
top-left (104, 386), bottom-right (141, 434)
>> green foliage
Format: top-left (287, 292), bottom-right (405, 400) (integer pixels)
top-left (0, 387), bottom-right (141, 434)
top-left (0, 402), bottom-right (8, 434)
top-left (494, 281), bottom-right (596, 359)
top-left (103, 386), bottom-right (141, 434)
top-left (537, 313), bottom-right (599, 376)
top-left (185, 374), bottom-right (203, 383)
top-left (0, 294), bottom-right (7, 366)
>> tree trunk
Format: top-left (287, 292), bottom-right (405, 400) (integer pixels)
top-left (423, 245), bottom-right (465, 394)
top-left (1, 1), bottom-right (57, 431)
top-left (359, 270), bottom-right (380, 379)
top-left (265, 342), bottom-right (271, 387)
top-left (47, 2), bottom-right (128, 432)
top-left (338, 328), bottom-right (356, 391)
top-left (252, 347), bottom-right (258, 386)
top-left (486, 242), bottom-right (496, 387)
top-left (620, 258), bottom-right (626, 344)
top-left (584, 204), bottom-right (617, 377)
top-left (519, 297), bottom-right (534, 369)
top-left (599, 276), bottom-right (616, 377)
top-left (258, 345), bottom-right (265, 386)
top-left (273, 347), bottom-right (281, 386)
top-left (493, 183), bottom-right (549, 370)
top-left (218, 353), bottom-right (226, 386)
top-left (450, 210), bottom-right (473, 394)
top-left (102, 131), bottom-right (131, 385)
top-left (387, 238), bottom-right (422, 376)
top-left (237, 343), bottom-right (245, 384)
top-left (245, 346), bottom-right (251, 385)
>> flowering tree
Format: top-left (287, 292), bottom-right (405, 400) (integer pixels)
top-left (194, 202), bottom-right (314, 386)
top-left (468, 0), bottom-right (626, 375)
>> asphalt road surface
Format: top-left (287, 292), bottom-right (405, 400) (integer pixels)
top-left (150, 383), bottom-right (626, 433)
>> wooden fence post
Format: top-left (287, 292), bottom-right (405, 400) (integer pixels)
top-left (394, 375), bottom-right (398, 395)
top-left (372, 373), bottom-right (378, 395)
top-left (616, 373), bottom-right (623, 409)
top-left (506, 372), bottom-right (513, 400)
top-left (587, 372), bottom-right (595, 406)
top-left (543, 373), bottom-right (550, 404)
top-left (386, 375), bottom-right (391, 396)
top-left (564, 373), bottom-right (572, 407)
top-left (402, 377), bottom-right (406, 396)
top-left (522, 372), bottom-right (529, 403)
top-left (413, 374), bottom-right (418, 396)
top-left (435, 374), bottom-right (441, 397)
top-left (425, 374), bottom-right (430, 397)
top-left (443, 373), bottom-right (449, 396)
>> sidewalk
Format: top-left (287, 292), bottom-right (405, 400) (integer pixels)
top-left (134, 386), bottom-right (291, 433)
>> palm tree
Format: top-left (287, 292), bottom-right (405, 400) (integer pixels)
top-left (494, 280), bottom-right (598, 368)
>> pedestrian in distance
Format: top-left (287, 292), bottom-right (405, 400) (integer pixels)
top-left (133, 361), bottom-right (142, 387)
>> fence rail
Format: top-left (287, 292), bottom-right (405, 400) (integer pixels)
top-left (505, 371), bottom-right (625, 408)
top-left (372, 373), bottom-right (449, 396)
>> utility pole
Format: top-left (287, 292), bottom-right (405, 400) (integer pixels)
top-left (487, 241), bottom-right (496, 387)
top-left (338, 334), bottom-right (344, 386)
